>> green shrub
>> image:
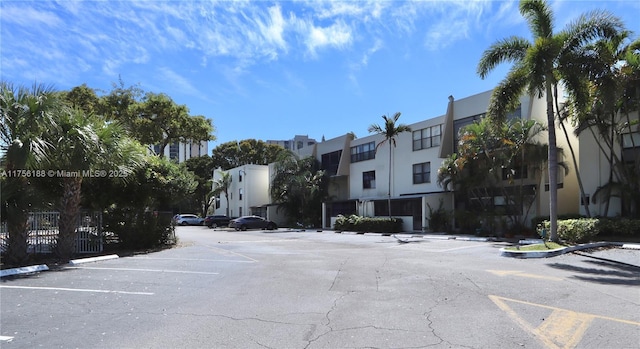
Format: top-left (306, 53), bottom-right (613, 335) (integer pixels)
top-left (539, 218), bottom-right (599, 243)
top-left (531, 214), bottom-right (584, 230)
top-left (454, 210), bottom-right (480, 234)
top-left (334, 214), bottom-right (403, 233)
top-left (597, 218), bottom-right (640, 237)
top-left (103, 209), bottom-right (175, 250)
top-left (427, 200), bottom-right (451, 232)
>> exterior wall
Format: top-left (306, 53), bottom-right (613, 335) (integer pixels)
top-left (314, 133), bottom-right (353, 201)
top-left (267, 135), bottom-right (317, 158)
top-left (528, 92), bottom-right (581, 218)
top-left (577, 110), bottom-right (639, 217)
top-left (152, 140), bottom-right (208, 163)
top-left (211, 87), bottom-right (628, 231)
top-left (212, 164), bottom-right (269, 219)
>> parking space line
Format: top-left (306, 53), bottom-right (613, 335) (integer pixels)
top-left (490, 295), bottom-right (640, 349)
top-left (66, 266), bottom-right (220, 275)
top-left (132, 257), bottom-right (255, 263)
top-left (0, 285), bottom-right (154, 295)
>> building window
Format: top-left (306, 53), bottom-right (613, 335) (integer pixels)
top-left (239, 188), bottom-right (243, 201)
top-left (622, 131), bottom-right (640, 168)
top-left (413, 162), bottom-right (431, 184)
top-left (453, 114), bottom-right (485, 153)
top-left (622, 131), bottom-right (640, 149)
top-left (321, 150), bottom-right (342, 176)
top-left (363, 171), bottom-right (376, 189)
top-left (169, 142), bottom-right (179, 160)
top-left (239, 171), bottom-right (243, 182)
top-left (351, 141), bottom-right (376, 162)
top-left (413, 125), bottom-right (442, 151)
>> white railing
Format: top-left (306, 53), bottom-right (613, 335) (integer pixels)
top-left (0, 211), bottom-right (103, 255)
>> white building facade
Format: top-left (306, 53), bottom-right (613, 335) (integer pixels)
top-left (212, 88), bottom-right (638, 231)
top-left (152, 140), bottom-right (208, 163)
top-left (212, 164), bottom-right (270, 219)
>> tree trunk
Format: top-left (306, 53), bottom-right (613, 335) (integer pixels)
top-left (546, 82), bottom-right (559, 242)
top-left (4, 177), bottom-right (30, 266)
top-left (388, 142), bottom-right (392, 219)
top-left (55, 177), bottom-right (83, 262)
top-left (224, 191), bottom-right (230, 217)
top-left (559, 119), bottom-right (591, 217)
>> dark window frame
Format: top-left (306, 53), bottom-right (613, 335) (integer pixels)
top-left (362, 170), bottom-right (376, 189)
top-left (413, 125), bottom-right (442, 151)
top-left (412, 162), bottom-right (431, 184)
top-left (350, 141), bottom-right (376, 162)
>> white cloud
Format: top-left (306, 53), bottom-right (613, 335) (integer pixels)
top-left (0, 5), bottom-right (62, 27)
top-left (157, 67), bottom-right (208, 101)
top-left (302, 19), bottom-right (353, 57)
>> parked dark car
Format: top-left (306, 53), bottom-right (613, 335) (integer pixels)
top-left (204, 215), bottom-right (231, 228)
top-left (229, 216), bottom-right (277, 231)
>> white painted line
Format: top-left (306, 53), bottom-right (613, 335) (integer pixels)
top-left (133, 257), bottom-right (255, 263)
top-left (69, 254), bottom-right (119, 265)
top-left (0, 264), bottom-right (49, 278)
top-left (0, 335), bottom-right (14, 342)
top-left (0, 285), bottom-right (154, 295)
top-left (439, 245), bottom-right (487, 252)
top-left (66, 266), bottom-right (220, 275)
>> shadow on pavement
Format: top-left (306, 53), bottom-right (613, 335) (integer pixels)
top-left (547, 254), bottom-right (640, 286)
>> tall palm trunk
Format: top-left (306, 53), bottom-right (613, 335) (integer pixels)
top-left (55, 177), bottom-right (83, 261)
top-left (546, 81), bottom-right (559, 242)
top-left (5, 177), bottom-right (30, 266)
top-left (387, 142), bottom-right (392, 219)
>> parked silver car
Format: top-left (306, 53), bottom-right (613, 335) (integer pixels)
top-left (229, 216), bottom-right (277, 231)
top-left (173, 214), bottom-right (204, 226)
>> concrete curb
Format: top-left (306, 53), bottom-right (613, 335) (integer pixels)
top-left (1, 254), bottom-right (120, 278)
top-left (620, 243), bottom-right (640, 250)
top-left (69, 254), bottom-right (119, 266)
top-left (0, 264), bottom-right (49, 278)
top-left (500, 241), bottom-right (613, 258)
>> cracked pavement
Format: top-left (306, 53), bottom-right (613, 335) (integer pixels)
top-left (2, 227), bottom-right (638, 348)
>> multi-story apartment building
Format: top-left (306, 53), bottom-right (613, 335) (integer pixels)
top-left (211, 164), bottom-right (270, 219)
top-left (266, 135), bottom-right (317, 157)
top-left (212, 89), bottom-right (638, 232)
top-left (152, 140), bottom-right (208, 163)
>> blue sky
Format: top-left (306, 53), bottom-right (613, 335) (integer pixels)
top-left (2, 0), bottom-right (639, 149)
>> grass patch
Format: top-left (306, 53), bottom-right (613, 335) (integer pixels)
top-left (505, 242), bottom-right (567, 251)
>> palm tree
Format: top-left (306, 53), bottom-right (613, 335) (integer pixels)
top-left (572, 34), bottom-right (640, 217)
top-left (477, 0), bottom-right (624, 241)
top-left (270, 153), bottom-right (327, 227)
top-left (368, 112), bottom-right (411, 218)
top-left (211, 170), bottom-right (232, 217)
top-left (1, 83), bottom-right (58, 266)
top-left (45, 108), bottom-right (145, 261)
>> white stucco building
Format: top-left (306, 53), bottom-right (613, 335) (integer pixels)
top-left (152, 140), bottom-right (208, 163)
top-left (212, 88), bottom-right (638, 231)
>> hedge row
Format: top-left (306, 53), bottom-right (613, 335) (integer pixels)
top-left (538, 217), bottom-right (640, 243)
top-left (334, 214), bottom-right (403, 233)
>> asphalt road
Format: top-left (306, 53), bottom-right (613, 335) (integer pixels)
top-left (1, 226), bottom-right (639, 348)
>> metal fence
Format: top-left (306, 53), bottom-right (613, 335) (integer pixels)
top-left (0, 211), bottom-right (103, 255)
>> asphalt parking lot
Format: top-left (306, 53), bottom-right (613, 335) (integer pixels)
top-left (1, 226), bottom-right (638, 348)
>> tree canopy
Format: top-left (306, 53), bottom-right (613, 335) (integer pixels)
top-left (211, 139), bottom-right (287, 170)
